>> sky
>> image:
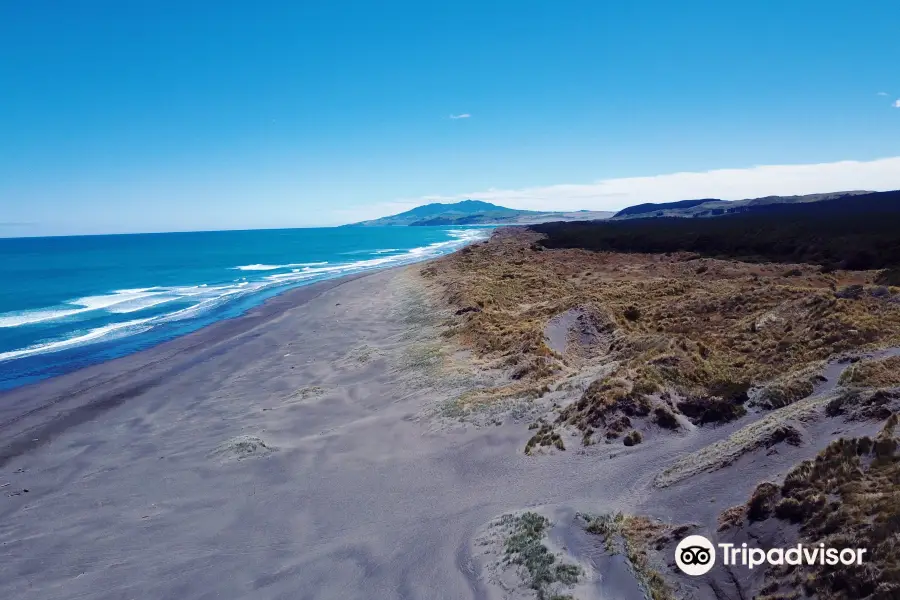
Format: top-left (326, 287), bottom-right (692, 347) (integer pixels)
top-left (1, 1), bottom-right (899, 236)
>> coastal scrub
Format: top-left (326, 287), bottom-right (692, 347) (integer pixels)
top-left (420, 228), bottom-right (900, 443)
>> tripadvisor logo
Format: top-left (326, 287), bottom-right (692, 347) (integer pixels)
top-left (675, 535), bottom-right (716, 576)
top-left (675, 535), bottom-right (867, 576)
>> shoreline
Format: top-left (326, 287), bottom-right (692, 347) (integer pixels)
top-left (0, 270), bottom-right (375, 467)
top-left (5, 230), bottom-right (899, 600)
top-left (0, 226), bottom-right (491, 392)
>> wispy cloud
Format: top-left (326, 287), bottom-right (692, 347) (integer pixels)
top-left (449, 113), bottom-right (471, 119)
top-left (878, 92), bottom-right (889, 96)
top-left (345, 157), bottom-right (900, 220)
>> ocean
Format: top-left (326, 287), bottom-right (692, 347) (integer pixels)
top-left (0, 226), bottom-right (488, 390)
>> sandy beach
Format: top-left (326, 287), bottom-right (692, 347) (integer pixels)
top-left (1, 257), bottom-right (895, 600)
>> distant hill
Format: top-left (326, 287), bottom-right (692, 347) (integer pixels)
top-left (610, 191), bottom-right (872, 220)
top-left (614, 198), bottom-right (717, 218)
top-left (531, 190), bottom-right (900, 271)
top-left (345, 200), bottom-right (613, 226)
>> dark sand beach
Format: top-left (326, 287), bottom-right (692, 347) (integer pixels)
top-left (1, 252), bottom-right (897, 600)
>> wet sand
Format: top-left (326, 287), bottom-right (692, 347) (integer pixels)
top-left (0, 265), bottom-right (870, 600)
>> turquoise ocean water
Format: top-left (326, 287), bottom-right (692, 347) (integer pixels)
top-left (0, 227), bottom-right (488, 390)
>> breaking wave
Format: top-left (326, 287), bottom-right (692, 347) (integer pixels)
top-left (0, 228), bottom-right (488, 365)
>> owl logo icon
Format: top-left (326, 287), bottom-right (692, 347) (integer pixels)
top-left (675, 535), bottom-right (716, 576)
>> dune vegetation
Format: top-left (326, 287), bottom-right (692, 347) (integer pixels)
top-left (419, 227), bottom-right (900, 445)
top-left (720, 414), bottom-right (900, 599)
top-left (580, 512), bottom-right (678, 600)
top-left (839, 355), bottom-right (900, 388)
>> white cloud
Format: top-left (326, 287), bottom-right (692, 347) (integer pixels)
top-left (449, 113), bottom-right (471, 119)
top-left (893, 99), bottom-right (900, 108)
top-left (878, 91), bottom-right (889, 96)
top-left (349, 157), bottom-right (900, 219)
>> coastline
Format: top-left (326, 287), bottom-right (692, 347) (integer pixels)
top-left (3, 257), bottom-right (710, 600)
top-left (0, 270), bottom-right (373, 467)
top-left (4, 229), bottom-right (900, 600)
top-left (0, 226), bottom-right (489, 390)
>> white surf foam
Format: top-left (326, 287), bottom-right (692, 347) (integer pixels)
top-left (105, 295), bottom-right (181, 314)
top-left (259, 228), bottom-right (489, 284)
top-left (232, 262), bottom-right (328, 271)
top-left (0, 308), bottom-right (89, 328)
top-left (154, 284), bottom-right (259, 323)
top-left (1, 227), bottom-right (490, 361)
top-left (71, 289), bottom-right (161, 311)
top-left (0, 318), bottom-right (154, 362)
top-left (0, 290), bottom-right (163, 328)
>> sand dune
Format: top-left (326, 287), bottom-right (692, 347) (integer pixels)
top-left (1, 264), bottom-right (889, 600)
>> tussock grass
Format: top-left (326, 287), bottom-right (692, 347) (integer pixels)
top-left (525, 423), bottom-right (566, 454)
top-left (656, 393), bottom-right (828, 487)
top-left (750, 362), bottom-right (827, 409)
top-left (839, 355), bottom-right (900, 388)
top-left (580, 512), bottom-right (675, 600)
top-left (825, 388), bottom-right (900, 421)
top-left (623, 430), bottom-right (643, 446)
top-left (721, 414), bottom-right (900, 599)
top-left (420, 228), bottom-right (900, 441)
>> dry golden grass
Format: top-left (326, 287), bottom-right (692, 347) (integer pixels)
top-left (717, 505), bottom-right (746, 531)
top-left (420, 228), bottom-right (900, 440)
top-left (751, 362), bottom-right (828, 409)
top-left (825, 388), bottom-right (900, 421)
top-left (655, 392), bottom-right (822, 487)
top-left (580, 512), bottom-right (688, 600)
top-left (721, 414), bottom-right (900, 599)
top-left (839, 355), bottom-right (900, 388)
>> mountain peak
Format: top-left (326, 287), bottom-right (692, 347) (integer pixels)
top-left (344, 200), bottom-right (613, 227)
top-left (405, 199), bottom-right (508, 216)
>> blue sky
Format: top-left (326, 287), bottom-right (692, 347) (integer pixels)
top-left (2, 1), bottom-right (899, 236)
